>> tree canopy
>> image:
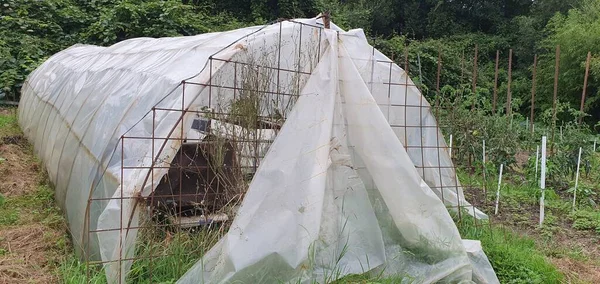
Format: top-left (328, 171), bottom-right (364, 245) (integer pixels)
top-left (1, 0), bottom-right (599, 125)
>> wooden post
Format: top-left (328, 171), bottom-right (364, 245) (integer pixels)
top-left (472, 44), bottom-right (478, 110)
top-left (551, 45), bottom-right (560, 151)
top-left (323, 11), bottom-right (331, 29)
top-left (579, 51), bottom-right (592, 125)
top-left (493, 50), bottom-right (499, 115)
top-left (506, 49), bottom-right (513, 117)
top-left (530, 54), bottom-right (538, 135)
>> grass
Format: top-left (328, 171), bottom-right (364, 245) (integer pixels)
top-left (0, 184), bottom-right (65, 228)
top-left (59, 225), bottom-right (225, 283)
top-left (57, 215), bottom-right (562, 284)
top-left (126, 227), bottom-right (223, 283)
top-left (568, 210), bottom-right (600, 231)
top-left (0, 108), bottom-right (19, 137)
top-left (60, 230), bottom-right (411, 284)
top-left (458, 218), bottom-right (563, 284)
top-left (59, 257), bottom-right (107, 284)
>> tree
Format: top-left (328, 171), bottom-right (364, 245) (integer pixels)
top-left (534, 0), bottom-right (600, 123)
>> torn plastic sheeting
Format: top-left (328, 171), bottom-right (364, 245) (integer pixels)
top-left (336, 30), bottom-right (486, 220)
top-left (177, 31), bottom-right (341, 284)
top-left (177, 29), bottom-right (497, 284)
top-left (463, 240), bottom-right (500, 284)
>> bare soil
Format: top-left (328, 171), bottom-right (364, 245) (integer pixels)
top-left (0, 109), bottom-right (12, 117)
top-left (551, 257), bottom-right (600, 284)
top-left (465, 183), bottom-right (600, 283)
top-left (0, 143), bottom-right (39, 197)
top-left (0, 225), bottom-right (63, 283)
top-left (514, 150), bottom-right (530, 169)
top-left (0, 132), bottom-right (66, 283)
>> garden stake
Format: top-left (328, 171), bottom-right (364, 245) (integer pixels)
top-left (540, 136), bottom-right (547, 227)
top-left (495, 163), bottom-right (503, 215)
top-left (573, 147), bottom-right (582, 210)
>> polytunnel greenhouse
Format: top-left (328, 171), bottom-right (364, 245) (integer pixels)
top-left (18, 16), bottom-right (497, 283)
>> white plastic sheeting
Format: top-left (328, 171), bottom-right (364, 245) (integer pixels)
top-left (19, 20), bottom-right (322, 282)
top-left (18, 16), bottom-right (494, 283)
top-left (336, 29), bottom-right (486, 220)
top-left (463, 240), bottom-right (499, 283)
top-left (177, 27), bottom-right (497, 284)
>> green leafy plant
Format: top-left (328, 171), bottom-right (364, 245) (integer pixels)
top-left (568, 210), bottom-right (600, 231)
top-left (567, 184), bottom-right (597, 207)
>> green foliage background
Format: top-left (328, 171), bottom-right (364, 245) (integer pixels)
top-left (1, 0), bottom-right (600, 126)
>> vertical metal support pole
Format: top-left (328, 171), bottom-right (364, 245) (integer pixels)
top-left (387, 53), bottom-right (393, 122)
top-left (369, 46), bottom-right (375, 93)
top-left (233, 62), bottom-right (237, 100)
top-left (436, 46), bottom-right (442, 111)
top-left (530, 54), bottom-right (538, 135)
top-left (277, 22), bottom-right (282, 107)
top-left (177, 82), bottom-right (186, 277)
top-left (418, 53), bottom-right (423, 89)
top-left (85, 195), bottom-right (91, 282)
top-left (208, 59), bottom-right (213, 107)
top-left (434, 45), bottom-right (445, 211)
top-left (493, 50), bottom-right (499, 115)
top-left (579, 51), bottom-right (592, 125)
top-left (418, 53), bottom-right (426, 178)
top-left (118, 136), bottom-right (124, 284)
top-left (296, 24), bottom-right (303, 98)
top-left (403, 48), bottom-right (409, 149)
top-left (149, 107), bottom-right (156, 281)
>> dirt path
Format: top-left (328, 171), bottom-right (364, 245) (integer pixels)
top-left (0, 108), bottom-right (69, 284)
